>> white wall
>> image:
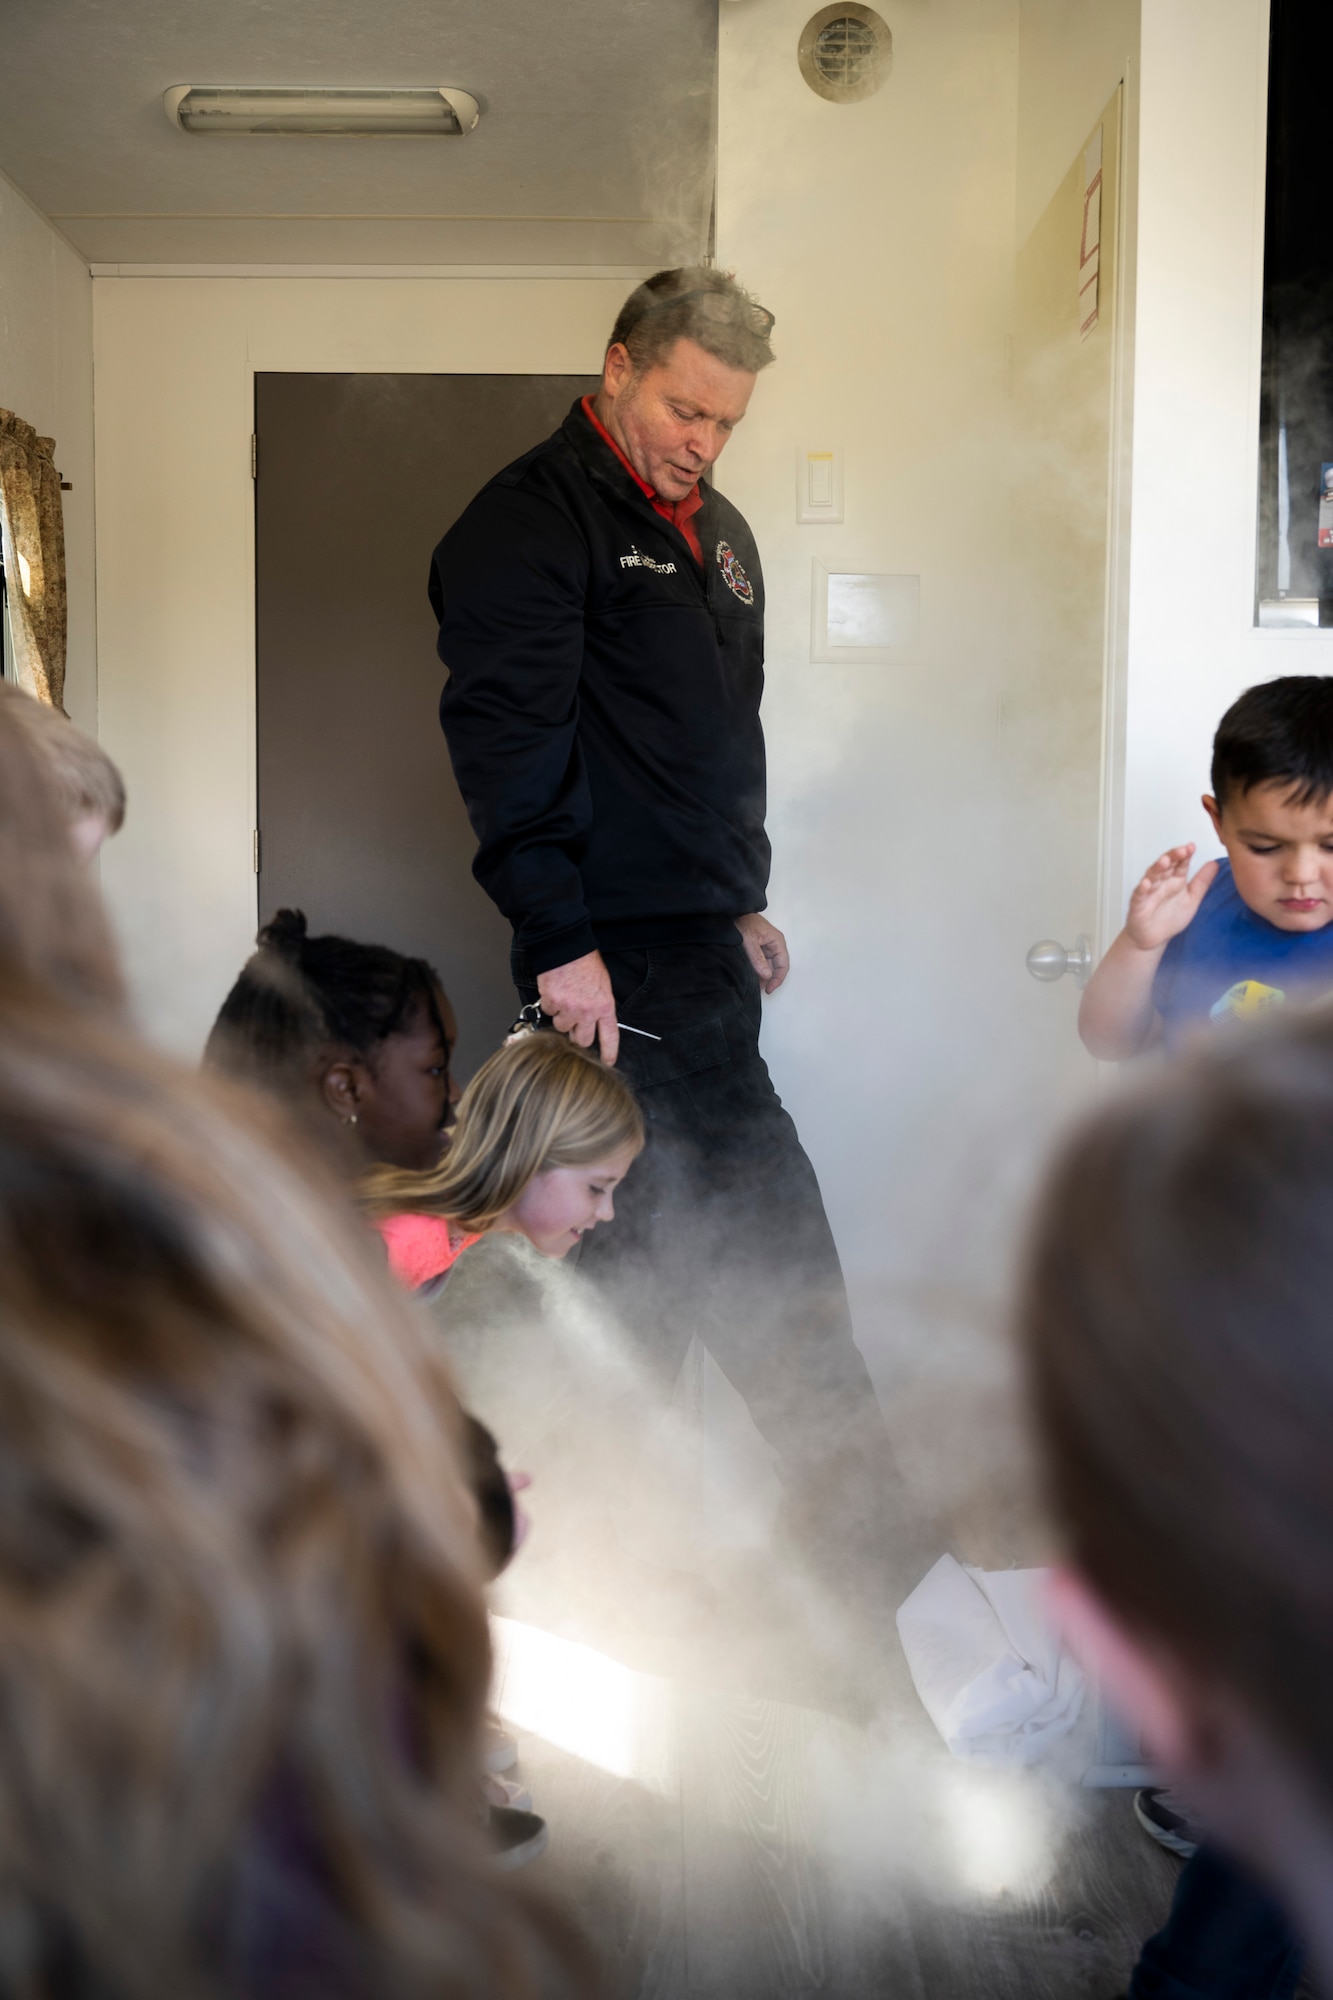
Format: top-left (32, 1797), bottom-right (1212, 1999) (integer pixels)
top-left (92, 274), bottom-right (645, 1053)
top-left (0, 168), bottom-right (95, 729)
top-left (1122, 0), bottom-right (1314, 893)
top-left (1017, 0), bottom-right (1141, 242)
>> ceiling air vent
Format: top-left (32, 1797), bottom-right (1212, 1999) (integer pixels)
top-left (798, 5), bottom-right (893, 103)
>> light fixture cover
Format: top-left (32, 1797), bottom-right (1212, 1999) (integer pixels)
top-left (163, 85), bottom-right (480, 136)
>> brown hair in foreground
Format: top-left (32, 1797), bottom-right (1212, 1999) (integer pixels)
top-left (608, 264), bottom-right (776, 377)
top-left (0, 677), bottom-right (126, 832)
top-left (0, 724), bottom-right (586, 1995)
top-left (1020, 1010), bottom-right (1333, 1805)
top-left (363, 1029), bottom-right (644, 1230)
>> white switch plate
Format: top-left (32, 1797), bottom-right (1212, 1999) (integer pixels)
top-left (796, 447), bottom-right (844, 523)
top-left (811, 561), bottom-right (920, 662)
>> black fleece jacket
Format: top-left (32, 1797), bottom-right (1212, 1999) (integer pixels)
top-left (430, 398), bottom-right (770, 975)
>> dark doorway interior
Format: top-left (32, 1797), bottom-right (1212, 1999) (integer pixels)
top-left (254, 371), bottom-right (597, 1080)
top-left (1256, 0), bottom-right (1333, 622)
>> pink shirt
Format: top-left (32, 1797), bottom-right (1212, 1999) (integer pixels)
top-left (374, 1212), bottom-right (481, 1291)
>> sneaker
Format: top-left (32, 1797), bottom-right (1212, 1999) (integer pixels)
top-left (484, 1718), bottom-right (518, 1773)
top-left (489, 1804), bottom-right (548, 1871)
top-left (482, 1771), bottom-right (533, 1813)
top-left (1134, 1787), bottom-right (1200, 1860)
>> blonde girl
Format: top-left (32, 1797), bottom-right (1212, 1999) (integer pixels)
top-left (364, 1031), bottom-right (645, 1277)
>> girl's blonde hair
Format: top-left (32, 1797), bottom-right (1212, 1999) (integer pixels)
top-left (363, 1031), bottom-right (644, 1231)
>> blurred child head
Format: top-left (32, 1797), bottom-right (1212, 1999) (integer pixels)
top-left (0, 680), bottom-right (125, 858)
top-left (1204, 676), bottom-right (1333, 932)
top-left (366, 1030), bottom-right (644, 1259)
top-left (205, 908), bottom-right (458, 1171)
top-left (0, 743), bottom-right (583, 1996)
top-left (0, 685), bottom-right (122, 1011)
top-left (1022, 1013), bottom-right (1333, 1906)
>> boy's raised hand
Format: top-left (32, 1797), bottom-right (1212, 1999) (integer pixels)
top-left (1080, 843), bottom-right (1220, 1060)
top-left (1124, 844), bottom-right (1219, 952)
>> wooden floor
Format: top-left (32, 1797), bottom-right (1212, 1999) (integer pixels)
top-left (458, 1265), bottom-right (1319, 1999)
top-left (491, 1543), bottom-right (1197, 2000)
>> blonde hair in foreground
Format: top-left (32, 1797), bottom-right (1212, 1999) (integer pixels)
top-left (363, 1030), bottom-right (644, 1229)
top-left (0, 678), bottom-right (126, 830)
top-left (0, 695), bottom-right (585, 1994)
top-left (0, 683), bottom-right (123, 1011)
top-left (0, 993), bottom-right (586, 1996)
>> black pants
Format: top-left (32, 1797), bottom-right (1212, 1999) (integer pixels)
top-left (514, 936), bottom-right (899, 1563)
top-left (1128, 1849), bottom-right (1302, 2000)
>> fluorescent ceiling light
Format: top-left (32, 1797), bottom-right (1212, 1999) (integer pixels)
top-left (163, 85), bottom-right (480, 136)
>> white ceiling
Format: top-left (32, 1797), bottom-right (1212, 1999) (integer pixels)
top-left (0, 0), bottom-right (717, 267)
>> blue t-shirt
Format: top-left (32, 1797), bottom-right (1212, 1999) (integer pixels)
top-left (1153, 858), bottom-right (1333, 1046)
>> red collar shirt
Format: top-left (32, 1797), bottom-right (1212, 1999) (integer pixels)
top-left (580, 395), bottom-right (703, 566)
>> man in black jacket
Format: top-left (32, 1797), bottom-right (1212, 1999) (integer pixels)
top-left (431, 267), bottom-right (895, 1574)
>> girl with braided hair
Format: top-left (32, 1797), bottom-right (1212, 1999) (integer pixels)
top-left (207, 907), bottom-right (459, 1170)
top-left (207, 909), bottom-right (478, 1290)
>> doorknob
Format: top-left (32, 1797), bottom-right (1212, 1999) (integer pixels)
top-left (1026, 935), bottom-right (1093, 988)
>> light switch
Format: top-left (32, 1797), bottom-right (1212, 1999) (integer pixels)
top-left (797, 447), bottom-right (843, 523)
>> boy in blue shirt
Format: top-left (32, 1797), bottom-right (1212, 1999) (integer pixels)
top-left (1078, 675), bottom-right (1333, 2000)
top-left (1080, 676), bottom-right (1333, 1059)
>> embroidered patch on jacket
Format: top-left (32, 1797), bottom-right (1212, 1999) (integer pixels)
top-left (619, 546), bottom-right (678, 575)
top-left (1209, 978), bottom-right (1286, 1023)
top-left (715, 539), bottom-right (755, 605)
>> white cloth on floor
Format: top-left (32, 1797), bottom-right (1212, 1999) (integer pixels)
top-left (895, 1554), bottom-right (1085, 1767)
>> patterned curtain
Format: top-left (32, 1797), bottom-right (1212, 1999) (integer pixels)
top-left (0, 410), bottom-right (67, 712)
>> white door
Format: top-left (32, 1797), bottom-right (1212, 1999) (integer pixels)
top-left (860, 87), bottom-right (1129, 1551)
top-left (831, 92), bottom-right (1126, 1319)
top-left (1005, 87), bottom-right (1126, 1103)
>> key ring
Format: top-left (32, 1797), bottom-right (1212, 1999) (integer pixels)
top-left (506, 999), bottom-right (550, 1043)
top-left (504, 999), bottom-right (663, 1047)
